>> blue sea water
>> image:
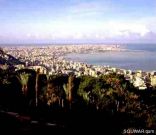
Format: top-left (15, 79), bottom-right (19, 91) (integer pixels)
top-left (124, 44), bottom-right (156, 52)
top-left (2, 43), bottom-right (156, 72)
top-left (65, 44), bottom-right (156, 72)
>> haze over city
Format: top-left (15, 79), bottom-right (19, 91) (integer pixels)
top-left (0, 0), bottom-right (156, 44)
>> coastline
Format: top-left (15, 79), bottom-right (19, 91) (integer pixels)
top-left (1, 44), bottom-right (156, 72)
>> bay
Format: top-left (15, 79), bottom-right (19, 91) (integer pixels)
top-left (65, 44), bottom-right (156, 72)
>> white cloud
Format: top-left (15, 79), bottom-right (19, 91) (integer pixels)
top-left (140, 17), bottom-right (156, 32)
top-left (105, 21), bottom-right (150, 37)
top-left (18, 16), bottom-right (156, 42)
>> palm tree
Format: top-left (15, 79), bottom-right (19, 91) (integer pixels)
top-left (17, 72), bottom-right (30, 96)
top-left (67, 75), bottom-right (75, 109)
top-left (35, 68), bottom-right (40, 107)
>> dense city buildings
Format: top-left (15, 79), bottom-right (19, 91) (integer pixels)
top-left (1, 45), bottom-right (156, 90)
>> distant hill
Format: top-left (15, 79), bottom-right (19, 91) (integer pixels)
top-left (0, 48), bottom-right (24, 66)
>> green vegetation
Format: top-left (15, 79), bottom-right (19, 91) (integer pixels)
top-left (0, 69), bottom-right (156, 133)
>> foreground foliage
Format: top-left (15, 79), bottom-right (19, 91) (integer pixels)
top-left (0, 69), bottom-right (156, 133)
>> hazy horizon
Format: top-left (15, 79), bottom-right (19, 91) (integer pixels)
top-left (1, 42), bottom-right (156, 46)
top-left (0, 0), bottom-right (156, 44)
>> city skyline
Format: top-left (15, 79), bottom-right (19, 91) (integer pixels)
top-left (0, 0), bottom-right (156, 44)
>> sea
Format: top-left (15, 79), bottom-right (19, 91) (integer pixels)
top-left (1, 43), bottom-right (156, 72)
top-left (65, 44), bottom-right (156, 72)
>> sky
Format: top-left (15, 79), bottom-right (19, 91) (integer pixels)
top-left (0, 0), bottom-right (156, 44)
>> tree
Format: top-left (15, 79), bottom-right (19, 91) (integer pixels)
top-left (17, 72), bottom-right (30, 96)
top-left (16, 69), bottom-right (36, 108)
top-left (67, 75), bottom-right (75, 109)
top-left (35, 68), bottom-right (40, 107)
top-left (40, 75), bottom-right (66, 110)
top-left (77, 76), bottom-right (95, 104)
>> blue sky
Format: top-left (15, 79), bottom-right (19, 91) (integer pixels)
top-left (0, 0), bottom-right (156, 44)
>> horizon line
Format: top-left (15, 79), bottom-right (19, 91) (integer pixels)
top-left (1, 42), bottom-right (156, 46)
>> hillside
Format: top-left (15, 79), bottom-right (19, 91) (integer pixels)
top-left (0, 48), bottom-right (24, 66)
